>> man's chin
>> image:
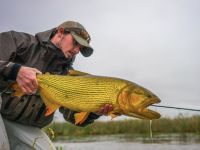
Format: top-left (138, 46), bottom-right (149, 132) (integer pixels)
top-left (64, 53), bottom-right (72, 59)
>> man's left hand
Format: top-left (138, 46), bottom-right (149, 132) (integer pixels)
top-left (96, 104), bottom-right (113, 115)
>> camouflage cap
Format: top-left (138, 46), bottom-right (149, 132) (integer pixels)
top-left (57, 21), bottom-right (93, 57)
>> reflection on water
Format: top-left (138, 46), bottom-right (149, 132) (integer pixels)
top-left (54, 134), bottom-right (200, 150)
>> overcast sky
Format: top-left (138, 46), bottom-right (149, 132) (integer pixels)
top-left (0, 0), bottom-right (199, 121)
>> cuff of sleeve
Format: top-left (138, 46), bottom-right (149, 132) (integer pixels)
top-left (88, 113), bottom-right (100, 120)
top-left (7, 63), bottom-right (21, 80)
top-left (76, 113), bottom-right (100, 127)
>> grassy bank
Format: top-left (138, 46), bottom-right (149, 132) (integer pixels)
top-left (44, 115), bottom-right (200, 140)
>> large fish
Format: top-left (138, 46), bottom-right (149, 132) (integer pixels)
top-left (12, 70), bottom-right (161, 125)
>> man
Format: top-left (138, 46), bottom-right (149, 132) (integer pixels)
top-left (0, 21), bottom-right (113, 150)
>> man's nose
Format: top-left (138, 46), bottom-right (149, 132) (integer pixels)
top-left (73, 47), bottom-right (80, 54)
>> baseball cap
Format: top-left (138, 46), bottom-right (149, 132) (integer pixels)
top-left (57, 21), bottom-right (93, 57)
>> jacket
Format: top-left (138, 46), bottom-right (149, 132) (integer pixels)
top-left (0, 29), bottom-right (99, 128)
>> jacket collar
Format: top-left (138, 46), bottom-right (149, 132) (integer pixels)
top-left (35, 28), bottom-right (68, 60)
top-left (35, 28), bottom-right (56, 44)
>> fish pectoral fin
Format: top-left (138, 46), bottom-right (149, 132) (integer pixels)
top-left (68, 70), bottom-right (90, 76)
top-left (74, 112), bottom-right (90, 125)
top-left (109, 112), bottom-right (121, 120)
top-left (45, 105), bottom-right (59, 116)
top-left (11, 82), bottom-right (24, 98)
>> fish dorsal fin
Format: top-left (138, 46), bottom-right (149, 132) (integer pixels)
top-left (11, 82), bottom-right (24, 98)
top-left (36, 72), bottom-right (50, 77)
top-left (68, 70), bottom-right (90, 76)
top-left (43, 72), bottom-right (51, 75)
top-left (74, 112), bottom-right (90, 125)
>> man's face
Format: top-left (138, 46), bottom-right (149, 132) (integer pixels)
top-left (59, 33), bottom-right (82, 58)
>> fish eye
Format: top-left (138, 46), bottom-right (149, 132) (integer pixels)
top-left (146, 94), bottom-right (152, 98)
top-left (134, 89), bottom-right (144, 95)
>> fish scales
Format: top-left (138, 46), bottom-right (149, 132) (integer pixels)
top-left (11, 70), bottom-right (161, 125)
top-left (37, 74), bottom-right (128, 112)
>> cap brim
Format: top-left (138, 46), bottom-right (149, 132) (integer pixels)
top-left (80, 47), bottom-right (93, 57)
top-left (71, 32), bottom-right (93, 57)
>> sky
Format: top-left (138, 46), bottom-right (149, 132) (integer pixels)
top-left (0, 0), bottom-right (199, 121)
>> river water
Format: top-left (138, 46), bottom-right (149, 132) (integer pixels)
top-left (54, 134), bottom-right (200, 150)
top-left (55, 142), bottom-right (200, 150)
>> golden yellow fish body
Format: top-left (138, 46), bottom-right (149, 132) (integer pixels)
top-left (38, 74), bottom-right (126, 112)
top-left (35, 70), bottom-right (161, 122)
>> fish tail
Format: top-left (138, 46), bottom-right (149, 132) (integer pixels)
top-left (11, 82), bottom-right (24, 98)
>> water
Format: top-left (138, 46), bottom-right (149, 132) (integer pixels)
top-left (55, 142), bottom-right (200, 150)
top-left (149, 120), bottom-right (153, 142)
top-left (54, 134), bottom-right (200, 150)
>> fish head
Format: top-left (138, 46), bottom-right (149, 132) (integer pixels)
top-left (118, 83), bottom-right (161, 119)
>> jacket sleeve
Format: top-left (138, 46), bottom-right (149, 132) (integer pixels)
top-left (59, 107), bottom-right (100, 127)
top-left (0, 31), bottom-right (32, 80)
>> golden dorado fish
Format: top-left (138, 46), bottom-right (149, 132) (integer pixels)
top-left (12, 70), bottom-right (161, 125)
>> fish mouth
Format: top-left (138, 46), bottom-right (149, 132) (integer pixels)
top-left (117, 84), bottom-right (161, 120)
top-left (140, 98), bottom-right (161, 119)
top-left (121, 97), bottom-right (161, 120)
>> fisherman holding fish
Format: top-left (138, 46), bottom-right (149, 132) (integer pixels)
top-left (0, 21), bottom-right (113, 150)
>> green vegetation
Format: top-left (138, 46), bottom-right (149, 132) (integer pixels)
top-left (44, 115), bottom-right (200, 141)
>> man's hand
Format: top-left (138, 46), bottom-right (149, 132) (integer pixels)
top-left (16, 66), bottom-right (42, 95)
top-left (96, 104), bottom-right (113, 115)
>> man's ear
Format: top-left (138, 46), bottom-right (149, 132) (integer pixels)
top-left (57, 27), bottom-right (65, 38)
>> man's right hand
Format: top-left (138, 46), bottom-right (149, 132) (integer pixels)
top-left (16, 66), bottom-right (42, 95)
